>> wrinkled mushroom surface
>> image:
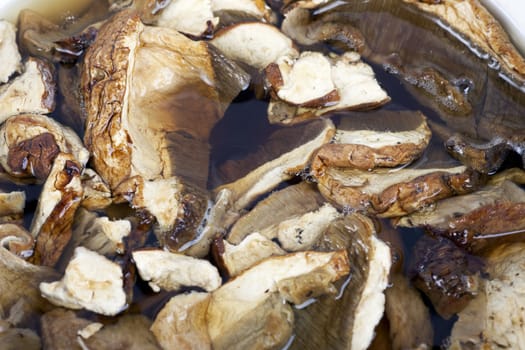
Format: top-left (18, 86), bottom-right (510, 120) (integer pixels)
top-left (0, 20), bottom-right (22, 84)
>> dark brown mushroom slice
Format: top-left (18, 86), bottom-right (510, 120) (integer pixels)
top-left (207, 249), bottom-right (350, 349)
top-left (214, 119), bottom-right (334, 214)
top-left (29, 153), bottom-right (83, 267)
top-left (409, 235), bottom-right (484, 319)
top-left (311, 110), bottom-right (431, 173)
top-left (82, 10), bottom-right (249, 250)
top-left (0, 114), bottom-right (89, 182)
top-left (0, 58), bottom-right (55, 123)
top-left (267, 51), bottom-right (390, 125)
top-left (211, 0), bottom-right (275, 27)
top-left (448, 243), bottom-right (525, 349)
top-left (292, 214), bottom-right (391, 350)
top-left (227, 181), bottom-right (326, 244)
top-left (0, 20), bottom-right (22, 84)
top-left (0, 192), bottom-right (25, 225)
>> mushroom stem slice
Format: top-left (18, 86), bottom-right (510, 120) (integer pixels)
top-left (0, 20), bottom-right (22, 84)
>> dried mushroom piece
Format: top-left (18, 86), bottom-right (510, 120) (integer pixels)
top-left (40, 246), bottom-right (127, 316)
top-left (0, 192), bottom-right (25, 225)
top-left (210, 22), bottom-right (299, 71)
top-left (132, 249), bottom-right (222, 292)
top-left (214, 119), bottom-right (334, 214)
top-left (0, 114), bottom-right (89, 182)
top-left (79, 168), bottom-right (112, 210)
top-left (403, 0), bottom-right (525, 86)
top-left (212, 0), bottom-right (274, 24)
top-left (267, 52), bottom-right (390, 125)
top-left (0, 224), bottom-right (33, 259)
top-left (312, 110), bottom-right (431, 172)
top-left (396, 180), bottom-right (525, 253)
top-left (448, 243), bottom-right (525, 349)
top-left (0, 58), bottom-right (55, 123)
top-left (0, 20), bottom-right (22, 83)
top-left (0, 327), bottom-right (40, 350)
top-left (29, 153), bottom-right (83, 266)
top-left (151, 291), bottom-right (211, 350)
top-left (207, 249), bottom-right (349, 349)
top-left (293, 214), bottom-right (391, 350)
top-left (82, 10), bottom-right (249, 248)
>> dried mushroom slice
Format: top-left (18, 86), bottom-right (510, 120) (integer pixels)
top-left (312, 110), bottom-right (431, 172)
top-left (0, 58), bottom-right (55, 123)
top-left (29, 153), bottom-right (83, 267)
top-left (448, 243), bottom-right (525, 349)
top-left (395, 180), bottom-right (525, 253)
top-left (132, 249), bottom-right (222, 292)
top-left (403, 0), bottom-right (525, 85)
top-left (151, 291), bottom-right (211, 350)
top-left (79, 168), bottom-right (112, 210)
top-left (0, 192), bottom-right (25, 225)
top-left (0, 20), bottom-right (22, 83)
top-left (267, 52), bottom-right (390, 125)
top-left (207, 249), bottom-right (349, 349)
top-left (0, 223), bottom-right (33, 259)
top-left (0, 327), bottom-right (40, 350)
top-left (293, 214), bottom-right (391, 350)
top-left (39, 246), bottom-right (127, 316)
top-left (210, 22), bottom-right (299, 71)
top-left (0, 114), bottom-right (89, 182)
top-left (214, 119), bottom-right (334, 214)
top-left (82, 10), bottom-right (249, 247)
top-left (212, 0), bottom-right (273, 24)
top-left (317, 164), bottom-right (482, 217)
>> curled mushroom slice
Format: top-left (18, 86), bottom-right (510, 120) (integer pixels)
top-left (448, 243), bottom-right (525, 349)
top-left (40, 246), bottom-right (127, 316)
top-left (82, 10), bottom-right (249, 248)
top-left (210, 22), bottom-right (299, 71)
top-left (214, 119), bottom-right (334, 214)
top-left (403, 0), bottom-right (525, 86)
top-left (29, 153), bottom-right (83, 266)
top-left (0, 224), bottom-right (33, 259)
top-left (267, 52), bottom-right (390, 125)
top-left (0, 20), bottom-right (22, 84)
top-left (0, 114), bottom-right (89, 182)
top-left (293, 214), bottom-right (391, 350)
top-left (0, 192), bottom-right (25, 225)
top-left (151, 291), bottom-right (211, 350)
top-left (312, 110), bottom-right (431, 173)
top-left (207, 249), bottom-right (349, 349)
top-left (0, 58), bottom-right (55, 123)
top-left (132, 249), bottom-right (222, 292)
top-left (80, 168), bottom-right (112, 210)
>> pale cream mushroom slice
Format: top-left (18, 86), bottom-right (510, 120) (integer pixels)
top-left (403, 0), bottom-right (525, 85)
top-left (151, 291), bottom-right (211, 350)
top-left (210, 22), bottom-right (299, 71)
top-left (448, 243), bottom-right (525, 349)
top-left (0, 20), bottom-right (22, 84)
top-left (0, 223), bottom-right (33, 259)
top-left (212, 0), bottom-right (274, 24)
top-left (0, 114), bottom-right (89, 182)
top-left (82, 10), bottom-right (249, 252)
top-left (267, 52), bottom-right (390, 125)
top-left (214, 119), bottom-right (334, 214)
top-left (29, 153), bottom-right (83, 266)
top-left (0, 58), bottom-right (55, 123)
top-left (39, 246), bottom-right (127, 316)
top-left (79, 168), bottom-right (112, 211)
top-left (311, 110), bottom-right (432, 172)
top-left (132, 249), bottom-right (222, 292)
top-left (292, 214), bottom-right (391, 350)
top-left (207, 249), bottom-right (350, 349)
top-left (0, 192), bottom-right (25, 225)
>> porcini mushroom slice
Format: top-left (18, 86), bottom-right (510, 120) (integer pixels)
top-left (207, 250), bottom-right (349, 349)
top-left (212, 0), bottom-right (272, 23)
top-left (151, 291), bottom-right (212, 350)
top-left (448, 243), bottom-right (525, 349)
top-left (0, 327), bottom-right (40, 350)
top-left (311, 110), bottom-right (431, 173)
top-left (0, 224), bottom-right (33, 258)
top-left (213, 232), bottom-right (286, 277)
top-left (0, 192), bottom-right (25, 225)
top-left (267, 52), bottom-right (390, 125)
top-left (214, 119), bottom-right (335, 213)
top-left (292, 214), bottom-right (391, 350)
top-left (29, 153), bottom-right (83, 266)
top-left (0, 58), bottom-right (55, 123)
top-left (39, 246), bottom-right (127, 316)
top-left (403, 0), bottom-right (525, 85)
top-left (82, 10), bottom-right (249, 248)
top-left (316, 165), bottom-right (482, 217)
top-left (79, 168), bottom-right (112, 211)
top-left (395, 180), bottom-right (525, 253)
top-left (0, 20), bottom-right (22, 84)
top-left (210, 22), bottom-right (299, 70)
top-left (132, 249), bottom-right (222, 292)
top-left (0, 114), bottom-right (89, 181)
